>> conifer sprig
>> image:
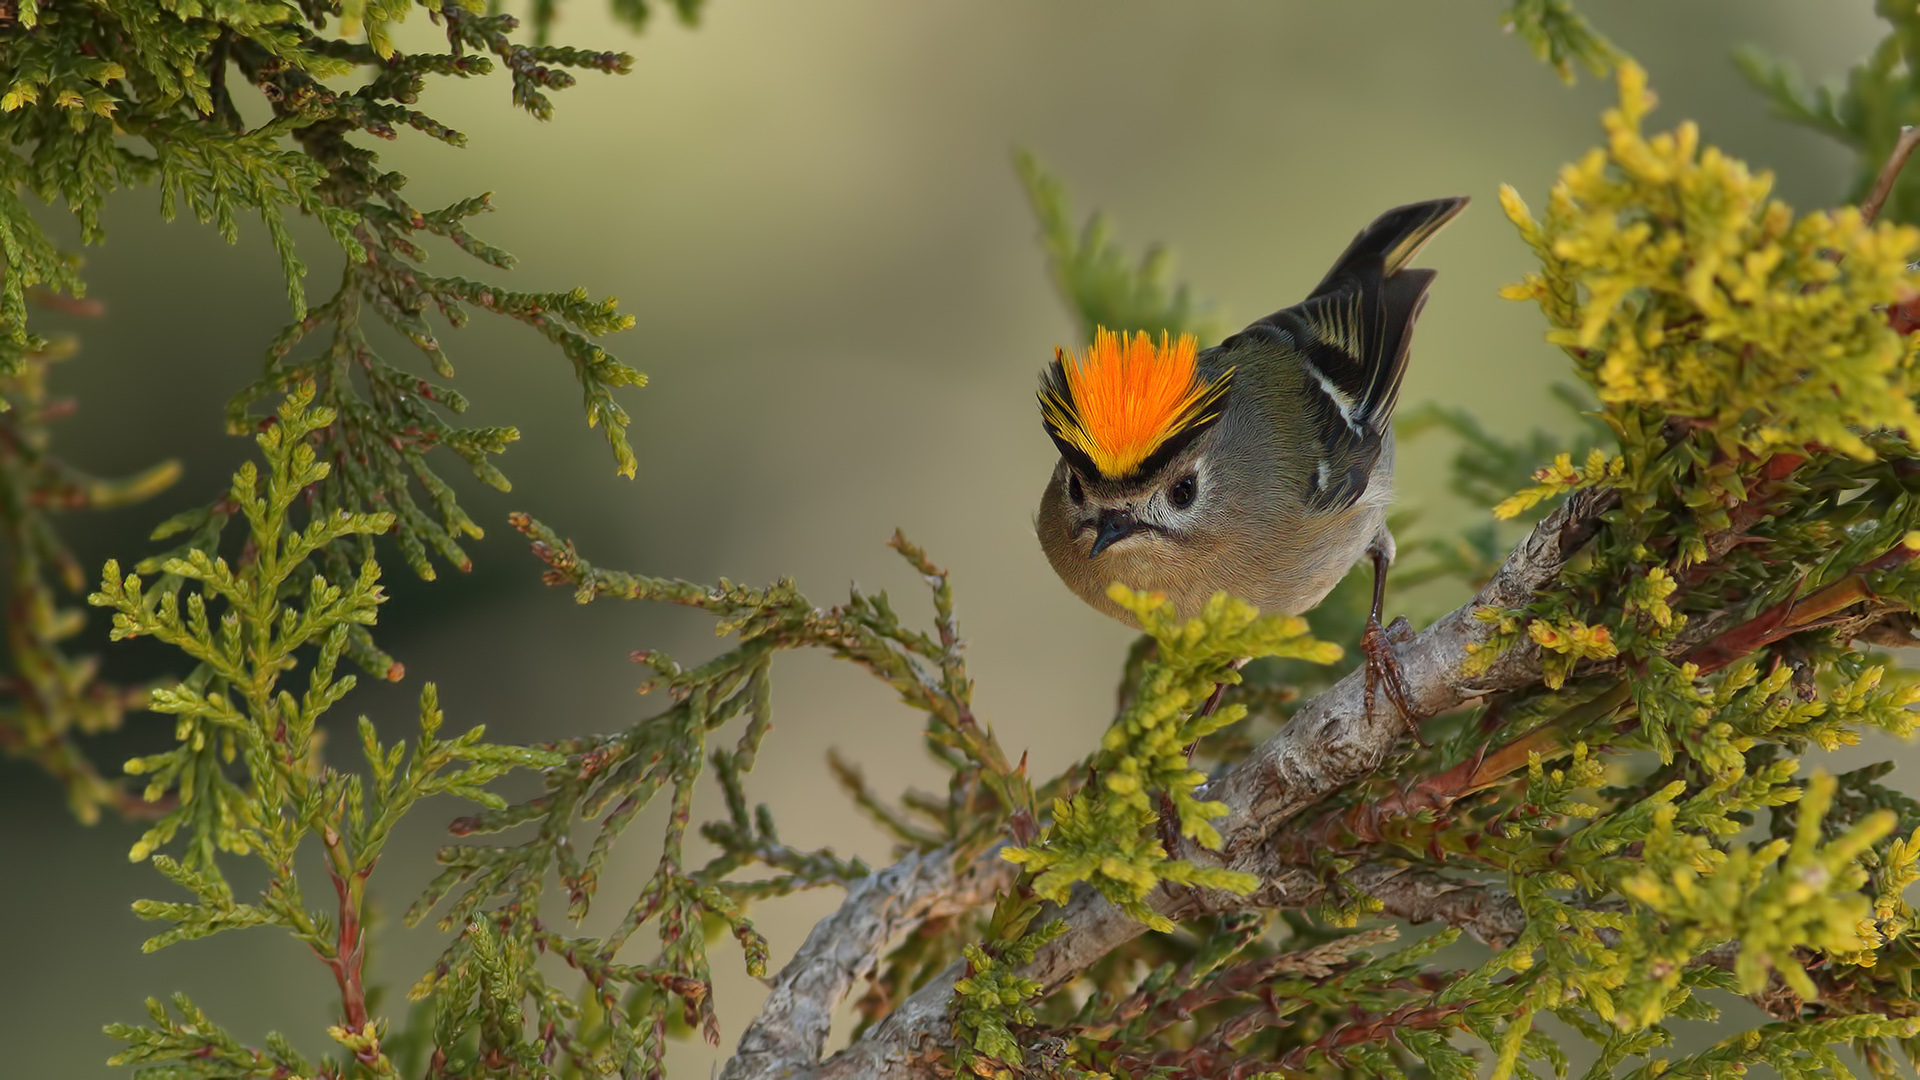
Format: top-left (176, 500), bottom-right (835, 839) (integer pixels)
top-left (1000, 589), bottom-right (1339, 925)
top-left (1501, 0), bottom-right (1622, 84)
top-left (1016, 149), bottom-right (1211, 345)
top-left (92, 385), bottom-right (541, 1077)
top-left (1317, 57), bottom-right (1920, 1080)
top-left (1737, 2), bottom-right (1920, 228)
top-left (0, 0), bottom-right (644, 599)
top-left (952, 589), bottom-right (1341, 1075)
top-left (0, 0), bottom-right (639, 826)
top-left (0, 336), bottom-right (180, 823)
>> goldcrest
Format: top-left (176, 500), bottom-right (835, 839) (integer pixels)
top-left (1035, 197), bottom-right (1467, 709)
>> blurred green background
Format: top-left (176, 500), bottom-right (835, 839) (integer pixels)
top-left (0, 2), bottom-right (1899, 1076)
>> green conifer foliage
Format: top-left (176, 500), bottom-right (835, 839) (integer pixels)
top-left (0, 0), bottom-right (652, 814)
top-left (94, 385), bottom-right (552, 1075)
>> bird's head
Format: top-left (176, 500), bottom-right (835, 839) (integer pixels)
top-left (1036, 328), bottom-right (1234, 560)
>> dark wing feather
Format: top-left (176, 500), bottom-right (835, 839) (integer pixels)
top-left (1229, 197), bottom-right (1466, 511)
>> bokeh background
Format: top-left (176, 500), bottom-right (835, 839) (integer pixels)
top-left (0, 1), bottom-right (1900, 1075)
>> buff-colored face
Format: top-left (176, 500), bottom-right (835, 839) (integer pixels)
top-left (1035, 442), bottom-right (1234, 623)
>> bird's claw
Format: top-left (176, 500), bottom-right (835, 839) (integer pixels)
top-left (1361, 615), bottom-right (1417, 735)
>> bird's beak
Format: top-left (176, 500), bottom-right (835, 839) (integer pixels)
top-left (1088, 510), bottom-right (1136, 558)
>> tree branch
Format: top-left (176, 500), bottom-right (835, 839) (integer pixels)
top-left (720, 845), bottom-right (1018, 1080)
top-left (725, 489), bottom-right (1615, 1078)
top-left (1340, 864), bottom-right (1529, 947)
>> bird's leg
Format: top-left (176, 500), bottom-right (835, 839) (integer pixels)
top-left (1362, 542), bottom-right (1416, 729)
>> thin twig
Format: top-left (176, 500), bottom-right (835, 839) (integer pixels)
top-left (1861, 125), bottom-right (1920, 226)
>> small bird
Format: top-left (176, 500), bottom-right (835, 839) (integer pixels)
top-left (1035, 197), bottom-right (1468, 716)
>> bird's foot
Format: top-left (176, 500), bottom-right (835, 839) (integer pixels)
top-left (1362, 614), bottom-right (1418, 735)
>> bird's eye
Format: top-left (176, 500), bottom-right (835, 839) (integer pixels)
top-left (1069, 473), bottom-right (1085, 504)
top-left (1168, 474), bottom-right (1197, 509)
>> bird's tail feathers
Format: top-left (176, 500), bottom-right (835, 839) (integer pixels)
top-left (1310, 196), bottom-right (1468, 299)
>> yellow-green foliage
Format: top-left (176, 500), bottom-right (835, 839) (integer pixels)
top-left (1002, 587), bottom-right (1339, 931)
top-left (951, 924), bottom-right (1067, 1072)
top-left (1449, 642), bottom-right (1920, 1071)
top-left (1524, 615), bottom-right (1619, 690)
top-left (1501, 61), bottom-right (1920, 462)
top-left (1495, 448), bottom-right (1624, 520)
top-left (1501, 0), bottom-right (1621, 83)
top-left (955, 589), bottom-right (1339, 1074)
top-left (1614, 773), bottom-right (1887, 1019)
top-left (1475, 762), bottom-right (1877, 1040)
top-left (1375, 55), bottom-right (1920, 1075)
top-left (1851, 825), bottom-right (1920, 962)
top-left (1622, 566), bottom-right (1680, 631)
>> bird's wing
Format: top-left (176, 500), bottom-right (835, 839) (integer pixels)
top-left (1230, 197), bottom-right (1465, 512)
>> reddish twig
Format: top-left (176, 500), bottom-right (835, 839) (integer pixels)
top-left (25, 285), bottom-right (105, 318)
top-left (1677, 450), bottom-right (1806, 588)
top-left (1275, 1001), bottom-right (1470, 1073)
top-left (1274, 679), bottom-right (1631, 863)
top-left (317, 823), bottom-right (374, 1062)
top-left (1861, 125), bottom-right (1920, 227)
top-left (1686, 539), bottom-right (1919, 674)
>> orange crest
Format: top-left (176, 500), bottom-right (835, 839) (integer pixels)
top-left (1039, 328), bottom-right (1231, 481)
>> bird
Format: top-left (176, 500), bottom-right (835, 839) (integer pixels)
top-left (1034, 196), bottom-right (1468, 718)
